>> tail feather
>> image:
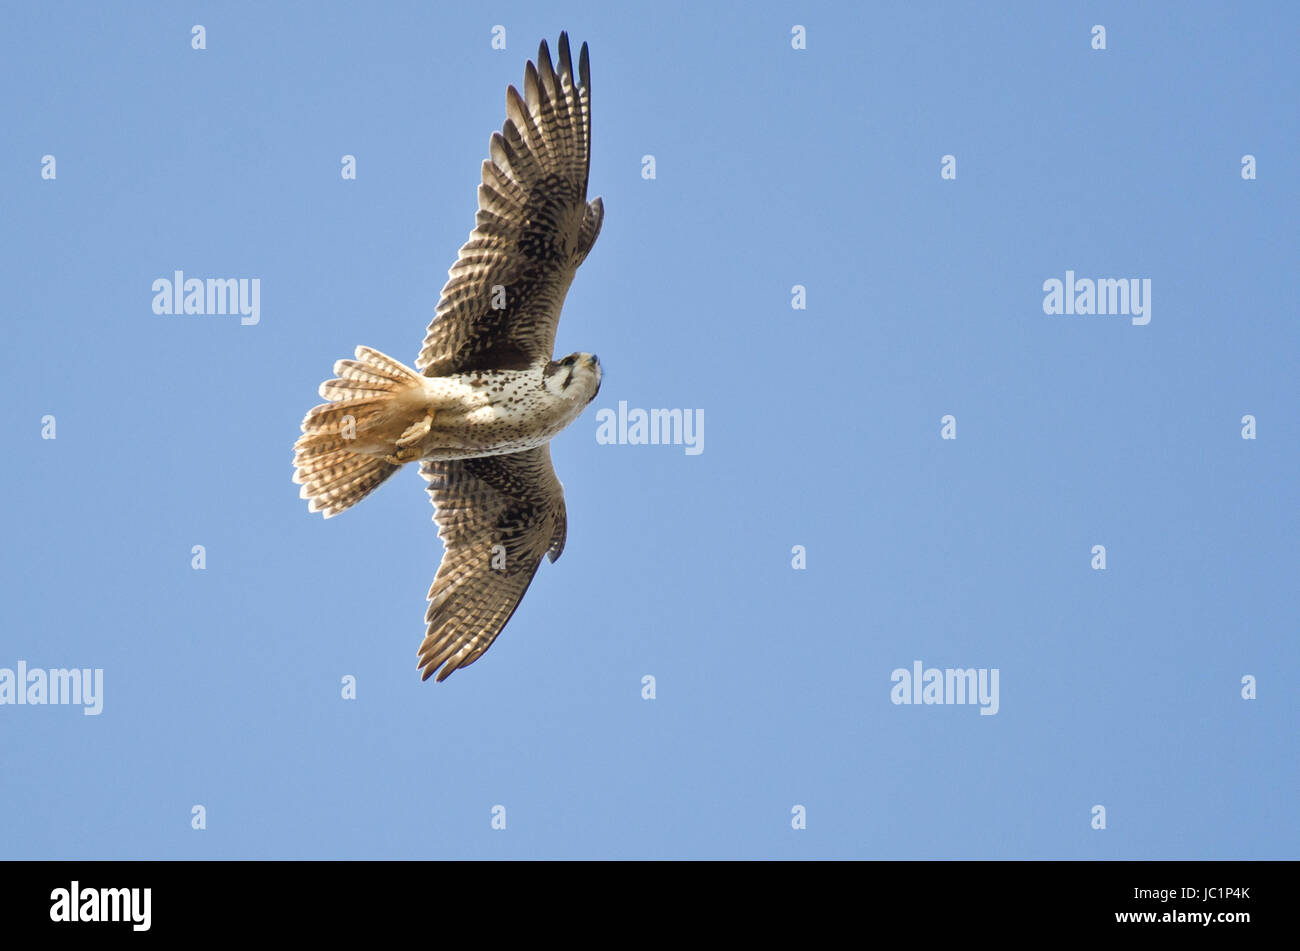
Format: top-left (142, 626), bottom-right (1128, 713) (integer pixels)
top-left (350, 345), bottom-right (416, 379)
top-left (321, 353), bottom-right (412, 398)
top-left (294, 450), bottom-right (397, 518)
top-left (294, 346), bottom-right (426, 518)
top-left (319, 376), bottom-right (391, 400)
top-left (301, 397), bottom-right (380, 434)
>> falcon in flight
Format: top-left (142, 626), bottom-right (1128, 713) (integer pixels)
top-left (293, 33), bottom-right (603, 682)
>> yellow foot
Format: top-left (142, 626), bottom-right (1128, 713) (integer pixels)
top-left (383, 446), bottom-right (424, 466)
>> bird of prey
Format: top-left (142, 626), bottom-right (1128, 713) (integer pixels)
top-left (293, 33), bottom-right (603, 682)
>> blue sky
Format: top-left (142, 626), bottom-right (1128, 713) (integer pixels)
top-left (1, 1), bottom-right (1296, 859)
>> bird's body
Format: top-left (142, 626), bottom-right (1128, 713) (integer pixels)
top-left (412, 361), bottom-right (601, 461)
top-left (330, 358), bottom-right (600, 464)
top-left (292, 33), bottom-right (603, 682)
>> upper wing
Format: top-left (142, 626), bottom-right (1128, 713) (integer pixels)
top-left (417, 446), bottom-right (568, 682)
top-left (417, 33), bottom-right (603, 377)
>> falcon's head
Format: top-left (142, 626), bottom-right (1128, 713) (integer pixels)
top-left (545, 352), bottom-right (602, 404)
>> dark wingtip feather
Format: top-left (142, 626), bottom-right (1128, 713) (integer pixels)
top-left (523, 60), bottom-right (540, 108)
top-left (579, 42), bottom-right (589, 90)
top-left (558, 32), bottom-right (572, 77)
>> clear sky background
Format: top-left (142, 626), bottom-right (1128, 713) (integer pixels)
top-left (1, 1), bottom-right (1296, 859)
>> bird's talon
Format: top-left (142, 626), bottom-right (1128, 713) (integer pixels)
top-left (384, 447), bottom-right (422, 465)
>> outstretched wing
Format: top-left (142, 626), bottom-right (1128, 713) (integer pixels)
top-left (417, 446), bottom-right (568, 681)
top-left (418, 32), bottom-right (603, 377)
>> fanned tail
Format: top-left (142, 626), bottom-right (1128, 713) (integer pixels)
top-left (293, 346), bottom-right (427, 518)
